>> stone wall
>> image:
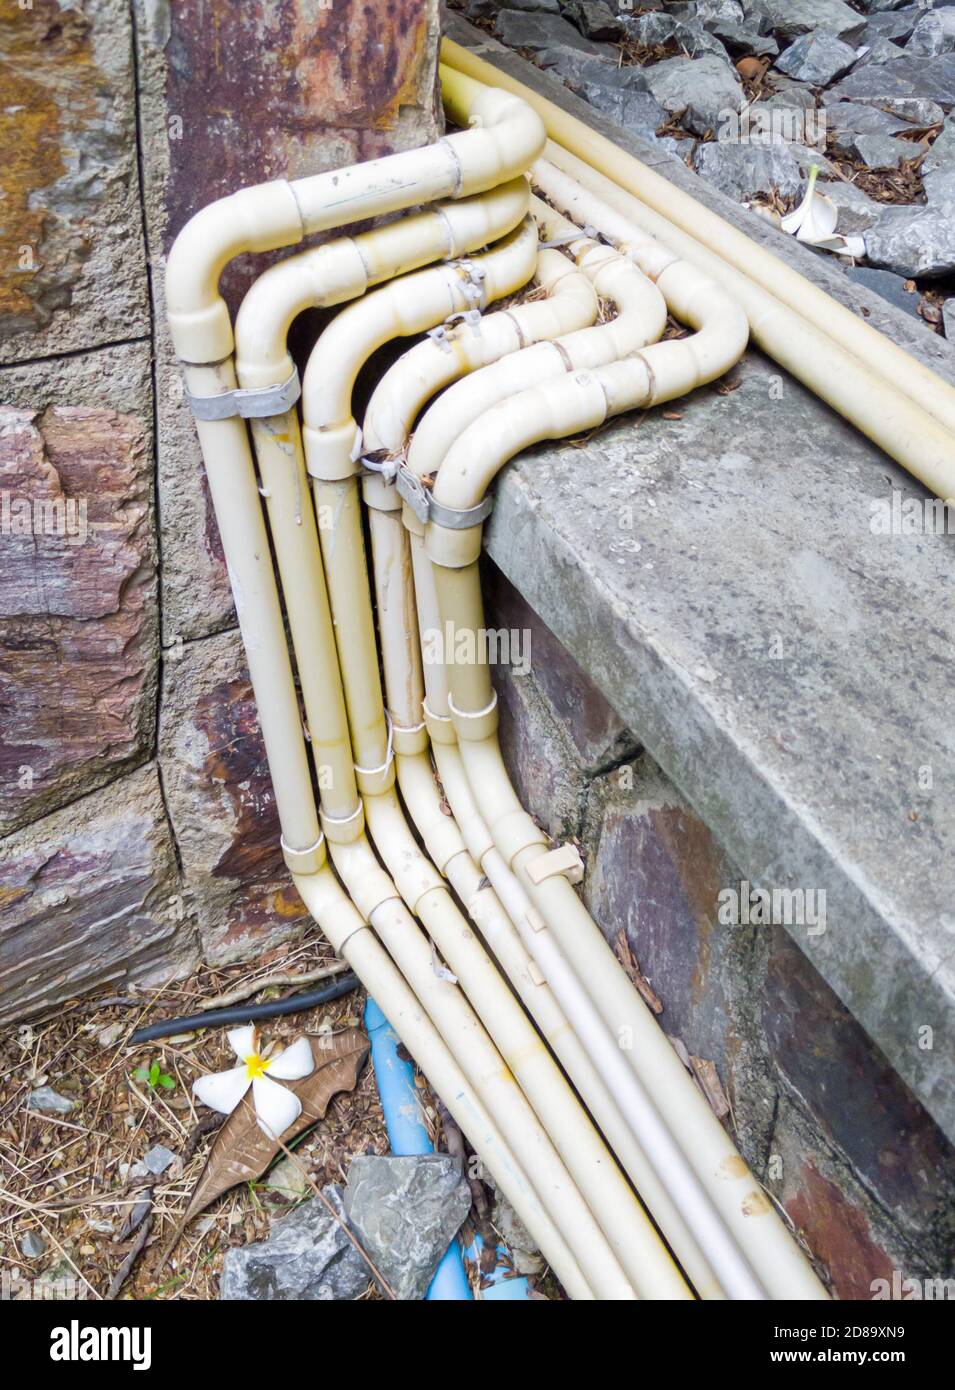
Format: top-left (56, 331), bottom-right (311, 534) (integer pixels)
top-left (485, 562), bottom-right (955, 1301)
top-left (0, 0), bottom-right (441, 1021)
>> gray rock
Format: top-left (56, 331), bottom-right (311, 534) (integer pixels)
top-left (642, 53), bottom-right (744, 135)
top-left (694, 0), bottom-right (745, 24)
top-left (861, 6), bottom-right (929, 48)
top-left (537, 46), bottom-right (668, 131)
top-left (815, 177), bottom-right (886, 233)
top-left (26, 1087), bottom-right (74, 1115)
top-left (629, 13), bottom-right (730, 59)
top-left (923, 116), bottom-right (955, 175)
top-left (539, 45), bottom-right (672, 129)
top-left (708, 20), bottom-right (779, 58)
top-left (490, 1189), bottom-right (545, 1275)
top-left (846, 265), bottom-right (922, 317)
top-left (495, 9), bottom-right (605, 52)
top-left (823, 99), bottom-right (912, 147)
top-left (855, 0), bottom-right (922, 12)
top-left (480, 0), bottom-right (560, 9)
top-left (856, 37), bottom-right (908, 65)
top-left (143, 1143), bottom-right (176, 1176)
top-left (344, 1154), bottom-right (472, 1301)
top-left (758, 74), bottom-right (820, 112)
top-left (944, 298), bottom-right (955, 338)
top-left (817, 100), bottom-right (917, 161)
top-left (536, 44), bottom-right (620, 84)
top-left (850, 131), bottom-right (917, 166)
top-left (265, 1154), bottom-right (310, 1200)
top-left (907, 8), bottom-right (955, 57)
top-left (563, 0), bottom-right (626, 41)
top-left (618, 89), bottom-right (672, 137)
top-left (693, 138), bottom-right (832, 200)
top-left (829, 54), bottom-right (955, 117)
top-left (774, 31), bottom-right (859, 86)
top-left (753, 0), bottom-right (866, 42)
top-left (924, 162), bottom-right (955, 201)
top-left (657, 134), bottom-right (698, 163)
top-left (19, 1231), bottom-right (47, 1259)
top-left (220, 1185), bottom-right (369, 1301)
top-left (738, 0), bottom-right (777, 34)
top-left (864, 201), bottom-right (955, 276)
top-left (923, 119), bottom-right (955, 201)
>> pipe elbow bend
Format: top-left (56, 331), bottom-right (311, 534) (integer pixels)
top-left (235, 239), bottom-right (370, 388)
top-left (441, 68), bottom-right (546, 193)
top-left (442, 177), bottom-right (531, 256)
top-left (166, 180), bottom-right (304, 364)
top-left (476, 216), bottom-right (539, 301)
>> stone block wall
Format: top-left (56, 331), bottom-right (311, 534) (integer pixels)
top-left (485, 562), bottom-right (955, 1301)
top-left (0, 0), bottom-right (441, 1020)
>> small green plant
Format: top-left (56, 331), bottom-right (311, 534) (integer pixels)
top-left (132, 1059), bottom-right (176, 1092)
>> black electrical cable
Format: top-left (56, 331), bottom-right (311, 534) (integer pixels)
top-left (127, 972), bottom-right (360, 1045)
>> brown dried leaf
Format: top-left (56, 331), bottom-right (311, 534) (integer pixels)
top-left (162, 1030), bottom-right (368, 1260)
top-left (689, 1055), bottom-right (731, 1121)
top-left (613, 929), bottom-right (664, 1015)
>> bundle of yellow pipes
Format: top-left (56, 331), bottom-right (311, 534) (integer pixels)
top-left (166, 40), bottom-right (953, 1299)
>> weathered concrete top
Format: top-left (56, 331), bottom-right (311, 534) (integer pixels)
top-left (448, 16), bottom-right (955, 1143)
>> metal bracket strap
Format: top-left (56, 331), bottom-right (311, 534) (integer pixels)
top-left (396, 464), bottom-right (493, 530)
top-left (187, 367), bottom-right (301, 421)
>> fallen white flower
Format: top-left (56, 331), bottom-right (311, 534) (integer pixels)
top-left (780, 166), bottom-right (865, 258)
top-left (192, 1026), bottom-right (314, 1139)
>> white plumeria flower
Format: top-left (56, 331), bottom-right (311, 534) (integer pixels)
top-left (193, 1026), bottom-right (314, 1139)
top-left (780, 165), bottom-right (865, 258)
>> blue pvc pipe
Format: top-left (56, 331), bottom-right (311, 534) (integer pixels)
top-left (364, 997), bottom-right (472, 1300)
top-left (462, 1237), bottom-right (531, 1300)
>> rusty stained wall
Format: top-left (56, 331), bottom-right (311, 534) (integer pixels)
top-left (135, 0), bottom-right (443, 643)
top-left (0, 0), bottom-right (444, 1014)
top-left (0, 0), bottom-right (148, 359)
top-left (151, 0), bottom-right (442, 306)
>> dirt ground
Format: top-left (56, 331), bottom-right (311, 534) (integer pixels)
top-left (0, 934), bottom-right (391, 1301)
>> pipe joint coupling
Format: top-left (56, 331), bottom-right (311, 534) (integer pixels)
top-left (423, 701), bottom-right (458, 746)
top-left (304, 420), bottom-right (362, 480)
top-left (390, 717), bottom-right (430, 757)
top-left (354, 715), bottom-right (396, 795)
top-left (495, 807), bottom-right (549, 865)
top-left (320, 801), bottom-right (365, 846)
top-left (355, 763), bottom-right (396, 796)
top-left (448, 690), bottom-right (499, 742)
top-left (281, 832), bottom-right (326, 875)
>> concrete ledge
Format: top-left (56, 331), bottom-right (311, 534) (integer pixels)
top-left (448, 18), bottom-right (955, 1143)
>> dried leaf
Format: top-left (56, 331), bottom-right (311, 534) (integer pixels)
top-left (613, 929), bottom-right (664, 1015)
top-left (689, 1055), bottom-right (731, 1121)
top-left (162, 1030), bottom-right (368, 1260)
